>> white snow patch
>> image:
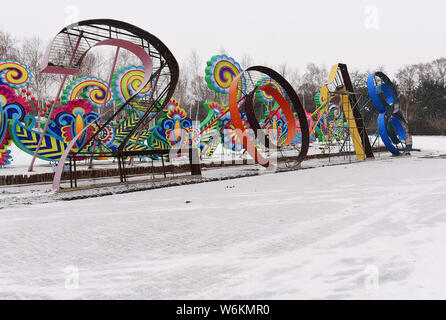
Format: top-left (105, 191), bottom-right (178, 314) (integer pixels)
top-left (0, 136), bottom-right (445, 299)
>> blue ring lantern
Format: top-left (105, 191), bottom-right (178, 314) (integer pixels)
top-left (367, 72), bottom-right (412, 155)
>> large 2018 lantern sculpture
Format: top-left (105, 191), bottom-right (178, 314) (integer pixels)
top-left (0, 18), bottom-right (409, 191)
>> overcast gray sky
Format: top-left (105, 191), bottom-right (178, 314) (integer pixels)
top-left (1, 0), bottom-right (444, 75)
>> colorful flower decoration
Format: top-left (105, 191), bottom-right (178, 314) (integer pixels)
top-left (0, 86), bottom-right (33, 114)
top-left (0, 85), bottom-right (17, 107)
top-left (262, 107), bottom-right (289, 147)
top-left (314, 92), bottom-right (328, 107)
top-left (0, 139), bottom-right (12, 165)
top-left (255, 77), bottom-right (285, 104)
top-left (197, 102), bottom-right (227, 156)
top-left (54, 99), bottom-right (100, 150)
top-left (328, 103), bottom-right (342, 120)
top-left (315, 113), bottom-right (330, 142)
top-left (211, 101), bottom-right (251, 152)
top-left (0, 86), bottom-right (32, 165)
top-left (62, 77), bottom-right (113, 108)
top-left (112, 66), bottom-right (154, 112)
top-left (164, 98), bottom-right (179, 112)
top-left (189, 125), bottom-right (201, 150)
top-left (0, 60), bottom-right (33, 89)
top-left (14, 95), bottom-right (33, 113)
top-left (0, 106), bottom-right (12, 165)
top-left (206, 101), bottom-right (228, 115)
top-left (205, 55), bottom-right (245, 96)
top-left (0, 102), bottom-right (28, 165)
top-left (97, 125), bottom-right (115, 146)
top-left (163, 107), bottom-right (192, 148)
top-left (145, 99), bottom-right (194, 153)
top-left (222, 118), bottom-right (250, 152)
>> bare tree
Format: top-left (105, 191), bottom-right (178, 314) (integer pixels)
top-left (184, 50), bottom-right (214, 119)
top-left (288, 67), bottom-right (301, 95)
top-left (115, 48), bottom-right (141, 71)
top-left (19, 37), bottom-right (57, 102)
top-left (299, 63), bottom-right (328, 110)
top-left (432, 58), bottom-right (446, 85)
top-left (277, 62), bottom-right (289, 79)
top-left (396, 65), bottom-right (418, 119)
top-left (415, 62), bottom-right (435, 83)
top-left (77, 52), bottom-right (102, 78)
top-left (174, 61), bottom-right (190, 110)
top-left (0, 30), bottom-right (19, 60)
top-left (241, 53), bottom-right (254, 70)
top-left (350, 69), bottom-right (370, 90)
top-left (301, 63), bottom-right (328, 91)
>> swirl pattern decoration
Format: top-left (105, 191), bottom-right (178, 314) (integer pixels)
top-left (112, 66), bottom-right (154, 110)
top-left (205, 55), bottom-right (244, 95)
top-left (256, 77), bottom-right (285, 103)
top-left (0, 60), bottom-right (33, 89)
top-left (62, 77), bottom-right (113, 108)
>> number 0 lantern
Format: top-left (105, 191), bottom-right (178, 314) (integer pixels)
top-left (228, 66), bottom-right (310, 168)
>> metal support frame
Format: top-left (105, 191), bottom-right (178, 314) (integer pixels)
top-left (338, 63), bottom-right (374, 159)
top-left (64, 148), bottom-right (202, 190)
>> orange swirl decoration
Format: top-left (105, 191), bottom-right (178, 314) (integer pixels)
top-left (61, 77), bottom-right (113, 108)
top-left (112, 66), bottom-right (153, 112)
top-left (0, 60), bottom-right (32, 89)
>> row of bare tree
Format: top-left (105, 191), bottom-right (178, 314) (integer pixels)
top-left (1, 29), bottom-right (445, 134)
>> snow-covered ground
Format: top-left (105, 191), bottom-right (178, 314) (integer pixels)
top-left (1, 136), bottom-right (446, 299)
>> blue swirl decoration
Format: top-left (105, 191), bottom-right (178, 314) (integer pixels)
top-left (367, 72), bottom-right (412, 154)
top-left (4, 102), bottom-right (27, 122)
top-left (0, 103), bottom-right (27, 162)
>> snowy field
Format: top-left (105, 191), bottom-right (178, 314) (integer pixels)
top-left (1, 136), bottom-right (446, 299)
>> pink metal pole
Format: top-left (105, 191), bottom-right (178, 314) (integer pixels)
top-left (28, 34), bottom-right (83, 172)
top-left (88, 46), bottom-right (120, 169)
